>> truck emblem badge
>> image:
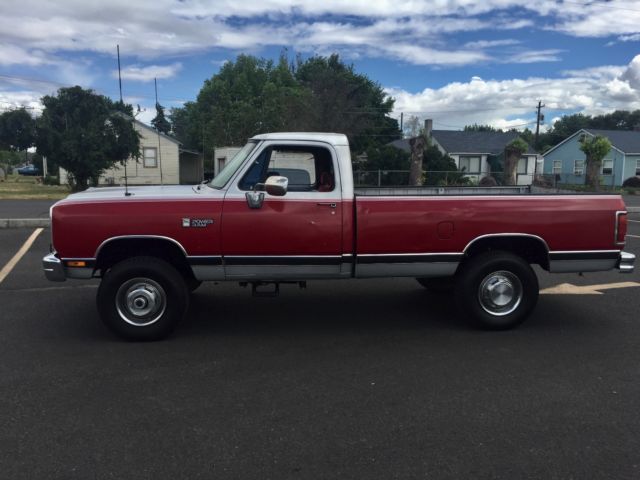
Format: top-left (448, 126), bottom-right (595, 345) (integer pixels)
top-left (182, 218), bottom-right (214, 228)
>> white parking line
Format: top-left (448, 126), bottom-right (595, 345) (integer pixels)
top-left (629, 220), bottom-right (640, 223)
top-left (627, 234), bottom-right (640, 239)
top-left (0, 228), bottom-right (44, 284)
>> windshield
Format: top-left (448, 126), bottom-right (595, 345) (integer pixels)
top-left (208, 140), bottom-right (259, 189)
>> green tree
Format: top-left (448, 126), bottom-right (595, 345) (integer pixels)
top-left (422, 143), bottom-right (464, 185)
top-left (36, 86), bottom-right (141, 191)
top-left (151, 103), bottom-right (171, 134)
top-left (172, 54), bottom-right (400, 155)
top-left (464, 123), bottom-right (499, 132)
top-left (0, 108), bottom-right (36, 165)
top-left (579, 134), bottom-right (611, 191)
top-left (295, 54), bottom-right (399, 153)
top-left (503, 138), bottom-right (529, 186)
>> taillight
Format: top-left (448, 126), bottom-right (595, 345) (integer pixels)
top-left (616, 211), bottom-right (627, 245)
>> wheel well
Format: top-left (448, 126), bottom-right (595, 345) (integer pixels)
top-left (95, 238), bottom-right (195, 280)
top-left (463, 236), bottom-right (549, 270)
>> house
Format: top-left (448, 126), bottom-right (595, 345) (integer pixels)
top-left (388, 120), bottom-right (538, 185)
top-left (542, 129), bottom-right (640, 187)
top-left (213, 147), bottom-right (243, 177)
top-left (59, 118), bottom-right (203, 186)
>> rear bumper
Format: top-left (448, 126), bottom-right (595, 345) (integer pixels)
top-left (42, 253), bottom-right (66, 282)
top-left (618, 251), bottom-right (635, 273)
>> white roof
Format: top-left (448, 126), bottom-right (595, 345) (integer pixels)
top-left (250, 132), bottom-right (349, 146)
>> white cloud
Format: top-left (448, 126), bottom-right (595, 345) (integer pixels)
top-left (507, 49), bottom-right (563, 64)
top-left (386, 55), bottom-right (640, 131)
top-left (0, 0), bottom-right (606, 69)
top-left (115, 63), bottom-right (183, 82)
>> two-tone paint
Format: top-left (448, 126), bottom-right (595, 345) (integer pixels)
top-left (45, 132), bottom-right (634, 283)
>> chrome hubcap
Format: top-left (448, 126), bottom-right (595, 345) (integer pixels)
top-left (478, 271), bottom-right (522, 316)
top-left (116, 278), bottom-right (166, 326)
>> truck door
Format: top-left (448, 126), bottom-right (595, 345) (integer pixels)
top-left (221, 142), bottom-right (346, 279)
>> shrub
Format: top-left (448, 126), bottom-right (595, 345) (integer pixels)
top-left (479, 176), bottom-right (498, 186)
top-left (43, 175), bottom-right (59, 186)
top-left (622, 176), bottom-right (640, 188)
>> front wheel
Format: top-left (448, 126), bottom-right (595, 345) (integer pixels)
top-left (455, 251), bottom-right (539, 330)
top-left (97, 256), bottom-right (189, 340)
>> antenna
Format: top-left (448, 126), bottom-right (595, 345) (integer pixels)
top-left (155, 77), bottom-right (164, 185)
top-left (117, 44), bottom-right (131, 196)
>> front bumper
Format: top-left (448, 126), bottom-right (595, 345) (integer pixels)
top-left (42, 253), bottom-right (66, 282)
top-left (619, 251), bottom-right (635, 273)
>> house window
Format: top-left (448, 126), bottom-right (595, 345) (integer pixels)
top-left (143, 147), bottom-right (157, 168)
top-left (601, 159), bottom-right (613, 176)
top-left (459, 156), bottom-right (481, 174)
top-left (574, 160), bottom-right (584, 175)
top-left (517, 157), bottom-right (528, 174)
top-left (636, 159), bottom-right (640, 176)
top-left (217, 157), bottom-right (226, 173)
top-left (552, 160), bottom-right (562, 175)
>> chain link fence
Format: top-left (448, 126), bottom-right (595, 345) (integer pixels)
top-left (354, 170), bottom-right (532, 187)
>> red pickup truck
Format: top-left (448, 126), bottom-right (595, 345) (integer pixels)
top-left (43, 133), bottom-right (635, 340)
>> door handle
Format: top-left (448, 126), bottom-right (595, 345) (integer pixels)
top-left (317, 202), bottom-right (337, 208)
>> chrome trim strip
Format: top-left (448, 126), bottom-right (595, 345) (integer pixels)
top-left (548, 251), bottom-right (620, 261)
top-left (548, 258), bottom-right (618, 273)
top-left (357, 253), bottom-right (464, 264)
top-left (94, 235), bottom-right (188, 258)
top-left (463, 233), bottom-right (550, 253)
top-left (224, 255), bottom-right (343, 266)
top-left (225, 264), bottom-right (347, 280)
top-left (615, 211), bottom-right (627, 246)
top-left (356, 262), bottom-right (459, 279)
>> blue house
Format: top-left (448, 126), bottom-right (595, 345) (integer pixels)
top-left (543, 129), bottom-right (640, 187)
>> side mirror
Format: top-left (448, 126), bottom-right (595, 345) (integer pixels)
top-left (264, 176), bottom-right (288, 196)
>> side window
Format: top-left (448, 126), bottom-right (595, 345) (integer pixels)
top-left (239, 145), bottom-right (335, 192)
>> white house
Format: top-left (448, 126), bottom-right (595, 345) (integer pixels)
top-left (60, 118), bottom-right (202, 186)
top-left (389, 120), bottom-right (539, 185)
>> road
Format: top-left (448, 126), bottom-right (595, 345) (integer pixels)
top-left (0, 199), bottom-right (55, 218)
top-left (0, 220), bottom-right (639, 479)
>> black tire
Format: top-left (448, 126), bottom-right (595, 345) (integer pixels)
top-left (97, 256), bottom-right (189, 341)
top-left (186, 278), bottom-right (203, 293)
top-left (416, 277), bottom-right (455, 293)
top-left (455, 251), bottom-right (538, 330)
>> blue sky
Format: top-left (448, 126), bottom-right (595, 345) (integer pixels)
top-left (1, 0), bottom-right (640, 133)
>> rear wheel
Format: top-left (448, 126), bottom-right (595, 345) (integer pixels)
top-left (455, 251), bottom-right (538, 330)
top-left (97, 256), bottom-right (189, 340)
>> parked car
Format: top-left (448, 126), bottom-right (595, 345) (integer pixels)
top-left (43, 132), bottom-right (635, 340)
top-left (17, 164), bottom-right (41, 176)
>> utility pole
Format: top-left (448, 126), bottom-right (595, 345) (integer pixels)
top-left (400, 112), bottom-right (403, 135)
top-left (117, 44), bottom-right (131, 196)
top-left (535, 100), bottom-right (545, 150)
top-left (154, 77), bottom-right (163, 185)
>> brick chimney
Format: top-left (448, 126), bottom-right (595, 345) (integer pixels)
top-left (424, 119), bottom-right (433, 138)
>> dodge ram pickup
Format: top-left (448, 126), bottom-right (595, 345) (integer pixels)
top-left (43, 132), bottom-right (635, 340)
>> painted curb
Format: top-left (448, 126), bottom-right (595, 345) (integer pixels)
top-left (0, 218), bottom-right (50, 228)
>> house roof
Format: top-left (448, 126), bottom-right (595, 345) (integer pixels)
top-left (133, 118), bottom-right (181, 145)
top-left (114, 111), bottom-right (181, 145)
top-left (542, 128), bottom-right (640, 156)
top-left (388, 130), bottom-right (535, 155)
top-left (584, 129), bottom-right (640, 153)
top-left (431, 130), bottom-right (536, 155)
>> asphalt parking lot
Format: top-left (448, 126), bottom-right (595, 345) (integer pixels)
top-left (0, 218), bottom-right (639, 479)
